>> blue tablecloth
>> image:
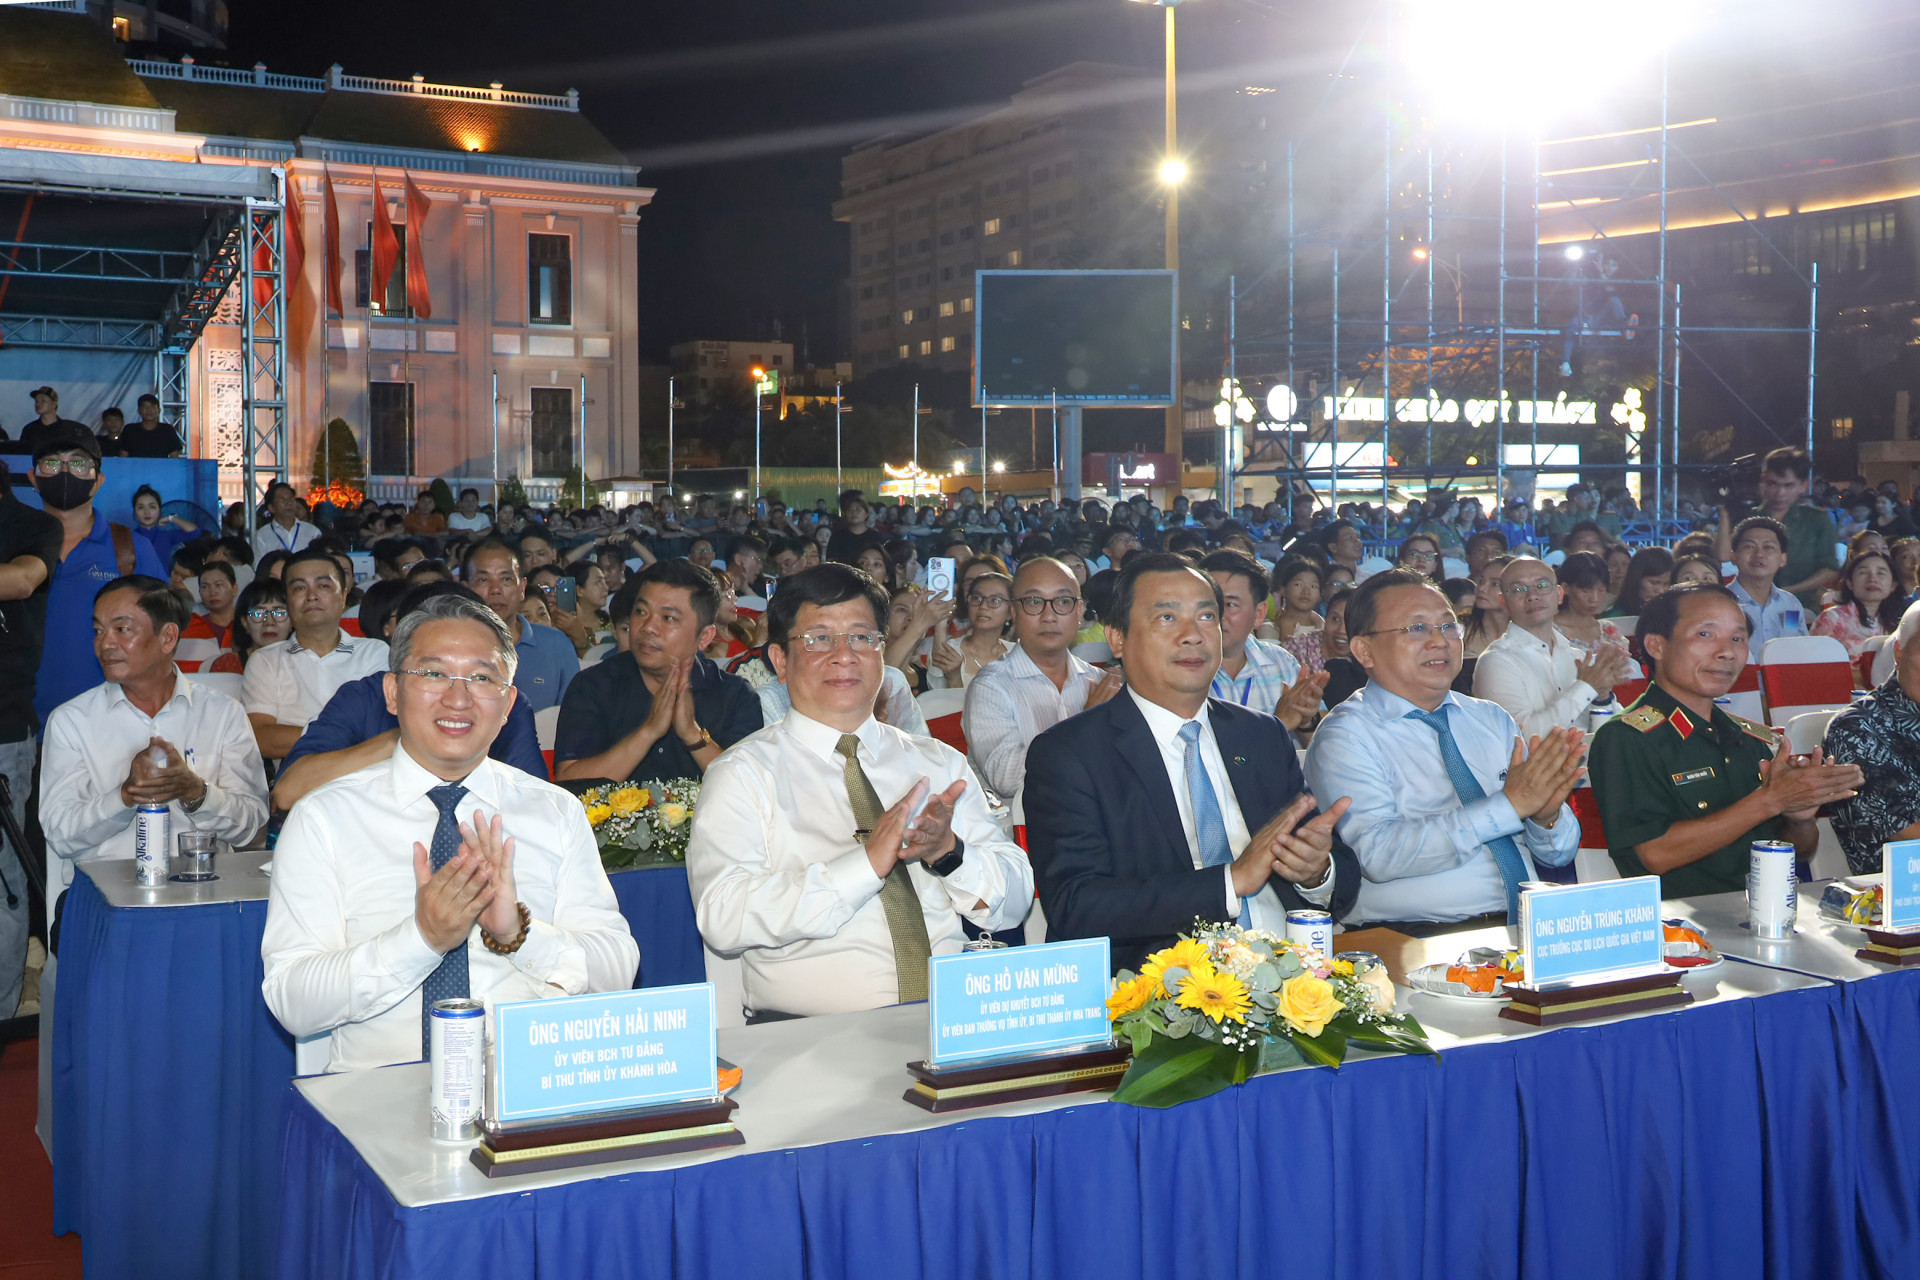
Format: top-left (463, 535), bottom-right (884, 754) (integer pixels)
top-left (609, 865), bottom-right (704, 989)
top-left (275, 973), bottom-right (1920, 1280)
top-left (53, 872), bottom-right (295, 1280)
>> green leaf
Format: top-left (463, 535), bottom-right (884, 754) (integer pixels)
top-left (1288, 1024), bottom-right (1348, 1068)
top-left (1259, 1036), bottom-right (1308, 1071)
top-left (1111, 1035), bottom-right (1257, 1108)
top-left (1250, 962), bottom-right (1280, 993)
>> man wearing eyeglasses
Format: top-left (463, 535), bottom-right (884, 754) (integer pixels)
top-left (243, 548), bottom-right (389, 761)
top-left (263, 592), bottom-right (636, 1072)
top-left (963, 557), bottom-right (1124, 801)
top-left (29, 425), bottom-right (166, 726)
top-left (687, 564), bottom-right (1032, 1020)
top-left (1472, 557), bottom-right (1631, 741)
top-left (1304, 569), bottom-right (1584, 935)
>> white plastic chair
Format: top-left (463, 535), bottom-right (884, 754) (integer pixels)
top-left (579, 641), bottom-right (615, 669)
top-left (534, 705), bottom-right (561, 751)
top-left (173, 638), bottom-right (222, 672)
top-left (1612, 616), bottom-right (1638, 638)
top-left (1759, 634), bottom-right (1855, 726)
top-left (183, 670), bottom-right (244, 702)
top-left (1785, 708), bottom-right (1842, 756)
top-left (1070, 640), bottom-right (1114, 666)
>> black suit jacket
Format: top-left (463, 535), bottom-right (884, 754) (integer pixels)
top-left (1024, 692), bottom-right (1361, 974)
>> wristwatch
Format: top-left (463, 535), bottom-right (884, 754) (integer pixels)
top-left (181, 779), bottom-right (208, 814)
top-left (680, 728), bottom-right (717, 752)
top-left (926, 837), bottom-right (966, 878)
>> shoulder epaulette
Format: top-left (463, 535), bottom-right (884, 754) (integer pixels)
top-left (1731, 714), bottom-right (1783, 746)
top-left (1620, 705), bottom-right (1667, 733)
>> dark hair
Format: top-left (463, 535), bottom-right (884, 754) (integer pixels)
top-left (1105, 552), bottom-right (1226, 635)
top-left (459, 487), bottom-right (479, 500)
top-left (1344, 567), bottom-right (1444, 641)
top-left (1671, 553), bottom-right (1721, 585)
top-left (1441, 575), bottom-right (1477, 606)
top-left (1763, 447), bottom-right (1811, 482)
top-left (461, 537), bottom-right (522, 578)
top-left (95, 573), bottom-right (190, 634)
top-left (132, 484), bottom-right (162, 506)
top-left (1396, 533), bottom-right (1443, 582)
top-left (1199, 549), bottom-right (1271, 602)
top-left (283, 546), bottom-right (345, 586)
top-left (231, 578), bottom-right (288, 665)
top-left (1617, 546), bottom-right (1677, 613)
top-left (1165, 528), bottom-right (1206, 557)
top-left (198, 560), bottom-right (237, 587)
top-left (733, 535), bottom-right (770, 563)
top-left (1638, 580), bottom-right (1742, 646)
top-left (526, 563), bottom-right (564, 587)
top-left (766, 563), bottom-right (889, 647)
top-left (1019, 532), bottom-right (1057, 560)
top-left (1465, 555), bottom-right (1514, 645)
top-left (838, 489), bottom-right (869, 514)
top-left (1082, 567), bottom-right (1120, 624)
top-left (630, 559), bottom-right (725, 629)
top-left (608, 574), bottom-right (643, 626)
top-left (170, 542), bottom-right (206, 575)
top-left (1273, 556), bottom-right (1324, 598)
top-left (1465, 529), bottom-right (1509, 556)
top-left (1836, 550), bottom-right (1904, 633)
top-left (1555, 549), bottom-right (1612, 596)
top-left (772, 535), bottom-right (811, 563)
top-left (394, 579), bottom-right (487, 625)
top-left (373, 537), bottom-right (423, 569)
top-left (1732, 515), bottom-right (1788, 554)
top-left (211, 534), bottom-right (254, 567)
top-left (137, 393), bottom-right (159, 409)
top-left (355, 577), bottom-right (413, 642)
top-left (516, 528), bottom-right (553, 549)
top-left (1565, 519), bottom-right (1608, 546)
top-left (405, 559), bottom-right (451, 582)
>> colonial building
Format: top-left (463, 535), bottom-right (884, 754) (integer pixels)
top-left (0, 2), bottom-right (649, 505)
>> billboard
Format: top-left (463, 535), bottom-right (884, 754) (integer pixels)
top-left (973, 269), bottom-right (1177, 408)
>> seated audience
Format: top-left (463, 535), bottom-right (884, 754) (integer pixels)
top-left (1812, 549), bottom-right (1902, 663)
top-left (1589, 583), bottom-right (1861, 895)
top-left (553, 561), bottom-right (762, 786)
top-left (252, 481), bottom-right (321, 559)
top-left (1607, 547), bottom-right (1674, 618)
top-left (963, 556), bottom-right (1123, 800)
top-left (1270, 557), bottom-right (1326, 640)
top-left (927, 569), bottom-right (1014, 689)
top-left (403, 489), bottom-right (447, 537)
top-left (1473, 556), bottom-right (1631, 740)
top-left (1200, 550), bottom-right (1324, 731)
top-left (242, 547), bottom-right (390, 760)
top-left (210, 578), bottom-right (290, 673)
top-left (40, 576), bottom-right (268, 912)
top-left (130, 484), bottom-right (197, 565)
top-left (462, 539), bottom-right (578, 713)
top-left (184, 560), bottom-right (240, 649)
top-left (1303, 570), bottom-right (1583, 934)
top-left (261, 593), bottom-right (637, 1072)
top-left (1726, 516), bottom-right (1808, 662)
top-left (1826, 600), bottom-right (1920, 873)
top-left (687, 564), bottom-right (1033, 1020)
top-left (1025, 554), bottom-right (1357, 972)
top-left (445, 488), bottom-right (492, 533)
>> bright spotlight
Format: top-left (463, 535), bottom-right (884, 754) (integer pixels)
top-left (1565, 245), bottom-right (1586, 261)
top-left (1411, 246), bottom-right (1430, 261)
top-left (1158, 158), bottom-right (1188, 186)
top-left (991, 460), bottom-right (1008, 474)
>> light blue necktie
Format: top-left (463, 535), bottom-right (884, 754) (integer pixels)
top-left (1179, 721), bottom-right (1250, 928)
top-left (1406, 706), bottom-right (1530, 921)
top-left (419, 782), bottom-right (470, 1059)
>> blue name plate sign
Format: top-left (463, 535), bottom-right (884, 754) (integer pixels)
top-left (1520, 877), bottom-right (1665, 987)
top-left (490, 984), bottom-right (718, 1124)
top-left (927, 938), bottom-right (1112, 1067)
top-left (1884, 839), bottom-right (1920, 932)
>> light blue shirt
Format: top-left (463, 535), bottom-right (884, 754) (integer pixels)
top-left (1303, 681), bottom-right (1578, 925)
top-left (1728, 578), bottom-right (1807, 663)
top-left (511, 620), bottom-right (580, 713)
top-left (1209, 634), bottom-right (1302, 714)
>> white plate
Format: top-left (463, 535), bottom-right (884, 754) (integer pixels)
top-left (1406, 963), bottom-right (1512, 1006)
top-left (1664, 953), bottom-right (1724, 975)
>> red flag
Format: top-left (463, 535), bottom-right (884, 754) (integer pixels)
top-left (282, 174), bottom-right (312, 346)
top-left (369, 171), bottom-right (399, 309)
top-left (321, 166), bottom-right (344, 316)
top-left (403, 172), bottom-right (433, 320)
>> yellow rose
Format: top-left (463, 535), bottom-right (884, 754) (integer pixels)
top-left (1278, 974), bottom-right (1341, 1038)
top-left (1105, 975), bottom-right (1153, 1020)
top-left (1330, 958), bottom-right (1355, 977)
top-left (609, 786), bottom-right (646, 816)
top-left (584, 803), bottom-right (614, 827)
top-left (659, 802), bottom-right (689, 829)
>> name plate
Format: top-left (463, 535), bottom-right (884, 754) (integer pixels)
top-left (491, 984), bottom-right (718, 1125)
top-left (1520, 877), bottom-right (1665, 988)
top-left (1885, 839), bottom-right (1920, 933)
top-left (927, 938), bottom-right (1112, 1067)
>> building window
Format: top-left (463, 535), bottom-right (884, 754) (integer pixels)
top-left (902, 309), bottom-right (915, 325)
top-left (986, 181), bottom-right (1002, 197)
top-left (960, 297), bottom-right (973, 313)
top-left (983, 255), bottom-right (1001, 269)
top-left (111, 14), bottom-right (130, 39)
top-left (1006, 250), bottom-right (1022, 267)
top-left (368, 381), bottom-right (414, 475)
top-left (938, 300), bottom-right (955, 318)
top-left (917, 238), bottom-right (930, 255)
top-left (772, 354), bottom-right (783, 366)
top-left (530, 386), bottom-right (575, 477)
top-left (940, 335), bottom-right (957, 353)
top-left (860, 285), bottom-right (873, 300)
top-left (939, 266), bottom-right (954, 282)
top-left (917, 272), bottom-right (931, 286)
top-left (1806, 205), bottom-right (1897, 277)
top-left (958, 226), bottom-right (973, 241)
top-left (1833, 416), bottom-right (1854, 439)
top-left (355, 224), bottom-right (410, 316)
top-left (983, 218), bottom-right (1002, 236)
top-left (898, 344), bottom-right (910, 359)
top-left (939, 231), bottom-right (955, 247)
top-left (529, 233), bottom-right (572, 325)
top-left (918, 340), bottom-right (933, 356)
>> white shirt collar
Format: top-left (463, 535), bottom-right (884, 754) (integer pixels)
top-left (1126, 684), bottom-right (1211, 747)
top-left (103, 665), bottom-right (193, 713)
top-left (1491, 623), bottom-right (1563, 655)
top-left (1357, 680), bottom-right (1465, 722)
top-left (289, 627), bottom-right (356, 656)
top-left (1238, 635), bottom-right (1293, 672)
top-left (387, 740), bottom-right (501, 812)
top-left (1008, 641), bottom-right (1091, 682)
top-left (782, 706), bottom-right (885, 765)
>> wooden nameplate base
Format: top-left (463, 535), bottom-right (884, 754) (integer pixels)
top-left (1856, 926), bottom-right (1920, 967)
top-left (904, 1043), bottom-right (1130, 1113)
top-left (1499, 970), bottom-right (1692, 1027)
top-left (469, 1096), bottom-right (743, 1178)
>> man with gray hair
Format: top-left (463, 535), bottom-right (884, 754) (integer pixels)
top-left (1825, 599), bottom-right (1920, 873)
top-left (263, 592), bottom-right (636, 1072)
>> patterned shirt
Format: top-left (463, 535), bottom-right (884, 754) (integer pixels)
top-left (1209, 635), bottom-right (1302, 715)
top-left (1823, 677), bottom-right (1920, 873)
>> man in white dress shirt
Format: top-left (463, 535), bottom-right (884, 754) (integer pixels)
top-left (1472, 556), bottom-right (1631, 740)
top-left (1305, 569), bottom-right (1585, 935)
top-left (687, 564), bottom-right (1033, 1021)
top-left (1199, 549), bottom-right (1325, 731)
top-left (963, 557), bottom-right (1123, 799)
top-left (41, 575), bottom-right (268, 913)
top-left (262, 593), bottom-right (635, 1072)
top-left (250, 482), bottom-right (321, 561)
top-left (244, 546), bottom-right (389, 761)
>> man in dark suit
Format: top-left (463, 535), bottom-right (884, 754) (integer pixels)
top-left (1026, 553), bottom-right (1360, 973)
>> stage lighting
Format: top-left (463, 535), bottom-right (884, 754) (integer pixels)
top-left (1412, 246), bottom-right (1431, 261)
top-left (1158, 158), bottom-right (1188, 186)
top-left (1565, 245), bottom-right (1586, 261)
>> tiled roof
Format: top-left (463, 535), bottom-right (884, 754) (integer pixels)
top-left (302, 93), bottom-right (627, 167)
top-left (141, 77), bottom-right (320, 143)
top-left (0, 8), bottom-right (157, 108)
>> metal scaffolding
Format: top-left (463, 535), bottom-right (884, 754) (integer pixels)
top-left (239, 181), bottom-right (289, 526)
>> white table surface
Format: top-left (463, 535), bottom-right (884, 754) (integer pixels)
top-left (297, 921), bottom-right (1830, 1211)
top-left (1672, 885), bottom-right (1906, 983)
top-left (79, 849), bottom-right (272, 909)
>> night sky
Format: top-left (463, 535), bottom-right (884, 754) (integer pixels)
top-left (226, 0), bottom-right (1306, 364)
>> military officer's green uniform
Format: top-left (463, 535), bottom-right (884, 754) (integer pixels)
top-left (1588, 682), bottom-right (1784, 895)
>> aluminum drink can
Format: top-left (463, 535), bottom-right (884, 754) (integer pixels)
top-left (134, 804), bottom-right (170, 886)
top-left (1286, 908), bottom-right (1334, 960)
top-left (429, 998), bottom-right (486, 1141)
top-left (1747, 841), bottom-right (1798, 940)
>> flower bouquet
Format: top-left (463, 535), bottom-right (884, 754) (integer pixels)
top-left (579, 779), bottom-right (700, 871)
top-left (1105, 921), bottom-right (1435, 1108)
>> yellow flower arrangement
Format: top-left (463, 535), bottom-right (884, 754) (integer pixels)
top-left (609, 785), bottom-right (650, 816)
top-left (1330, 958), bottom-right (1355, 978)
top-left (659, 802), bottom-right (690, 829)
top-left (1105, 974), bottom-right (1154, 1019)
top-left (577, 778), bottom-right (702, 870)
top-left (1141, 937), bottom-right (1215, 996)
top-left (1278, 974), bottom-right (1341, 1038)
top-left (1175, 968), bottom-right (1252, 1024)
top-left (584, 803), bottom-right (614, 827)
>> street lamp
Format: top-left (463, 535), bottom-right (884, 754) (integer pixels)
top-left (1133, 0), bottom-right (1194, 489)
top-left (750, 366), bottom-right (765, 502)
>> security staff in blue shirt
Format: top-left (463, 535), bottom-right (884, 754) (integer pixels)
top-left (30, 424), bottom-right (165, 726)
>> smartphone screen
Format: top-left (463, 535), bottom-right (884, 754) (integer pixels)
top-left (926, 557), bottom-right (956, 596)
top-left (551, 577), bottom-right (578, 612)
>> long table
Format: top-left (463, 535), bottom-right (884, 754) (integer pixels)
top-left (274, 897), bottom-right (1920, 1280)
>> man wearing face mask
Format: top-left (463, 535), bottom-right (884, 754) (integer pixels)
top-left (31, 424), bottom-right (166, 726)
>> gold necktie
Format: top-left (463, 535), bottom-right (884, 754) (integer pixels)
top-left (836, 732), bottom-right (932, 1002)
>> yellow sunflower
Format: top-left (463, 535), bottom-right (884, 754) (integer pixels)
top-left (1141, 937), bottom-right (1216, 996)
top-left (1175, 968), bottom-right (1252, 1024)
top-left (1105, 975), bottom-right (1154, 1021)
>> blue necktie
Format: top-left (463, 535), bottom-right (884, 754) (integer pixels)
top-left (1407, 706), bottom-right (1530, 921)
top-left (1179, 721), bottom-right (1250, 928)
top-left (419, 782), bottom-right (470, 1059)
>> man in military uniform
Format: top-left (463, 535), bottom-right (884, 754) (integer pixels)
top-left (1589, 582), bottom-right (1861, 895)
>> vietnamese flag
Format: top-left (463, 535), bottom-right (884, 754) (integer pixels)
top-left (369, 171), bottom-right (400, 308)
top-left (282, 174), bottom-right (313, 345)
top-left (321, 166), bottom-right (344, 316)
top-left (403, 172), bottom-right (433, 320)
